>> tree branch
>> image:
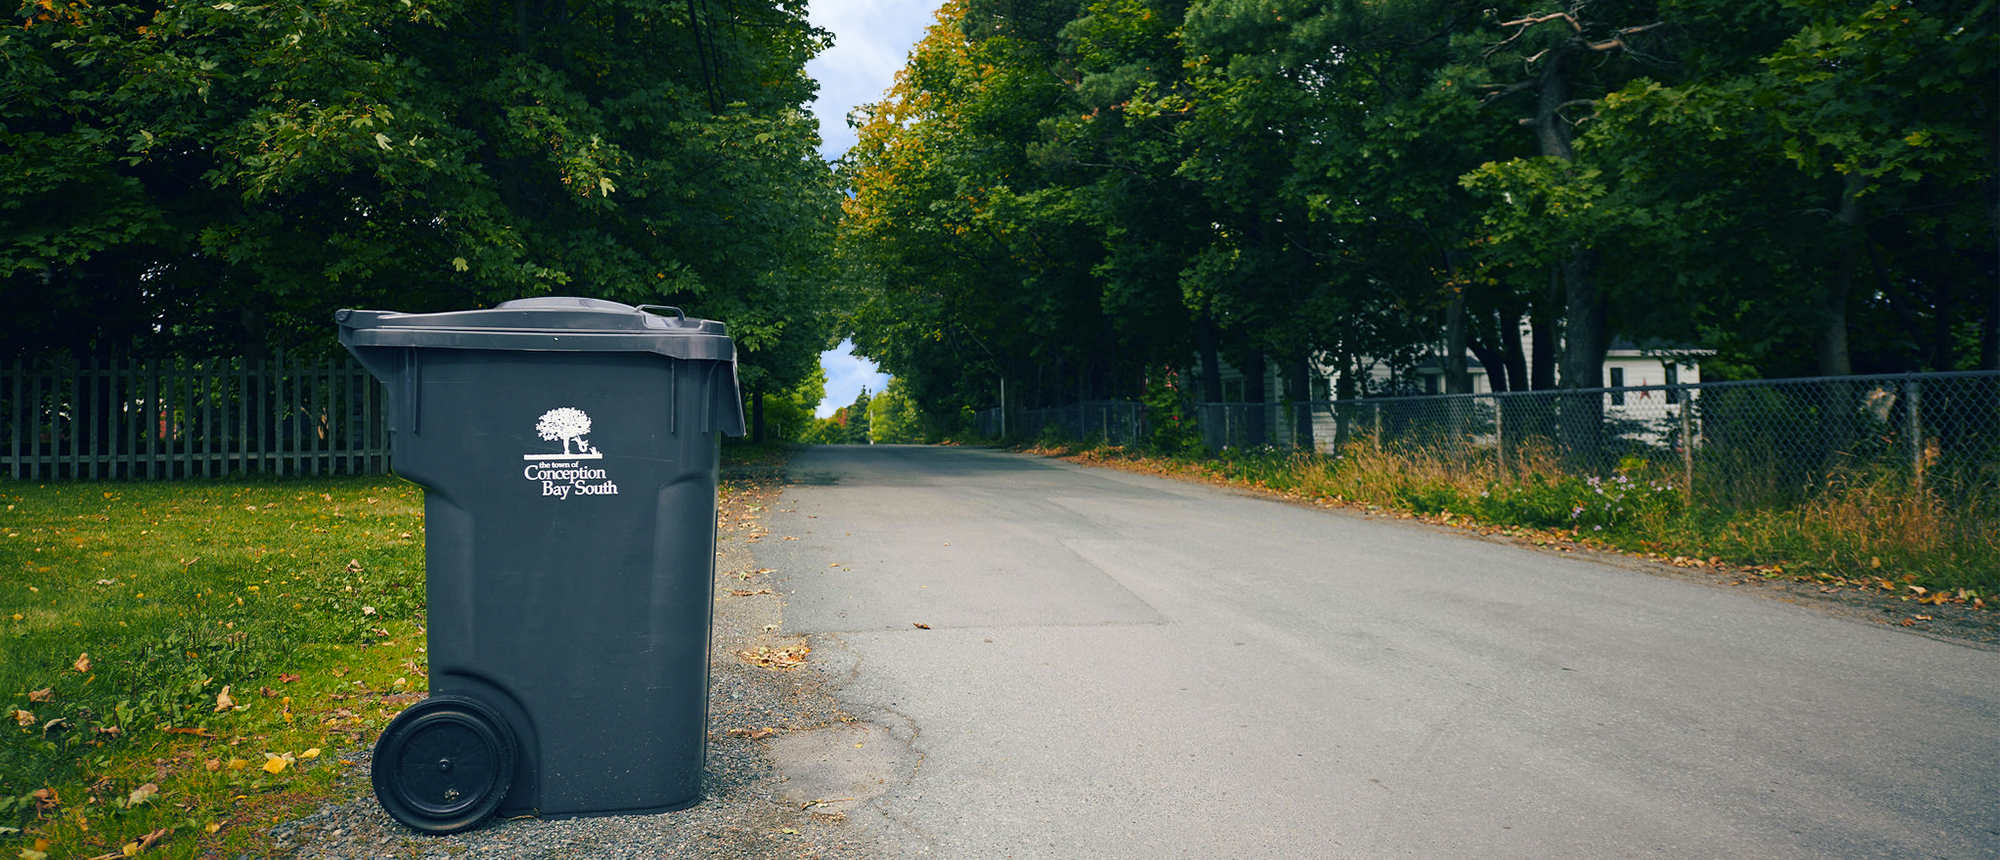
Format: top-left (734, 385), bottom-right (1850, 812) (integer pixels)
top-left (1587, 22), bottom-right (1665, 52)
top-left (1484, 12), bottom-right (1581, 58)
top-left (1477, 80), bottom-right (1536, 106)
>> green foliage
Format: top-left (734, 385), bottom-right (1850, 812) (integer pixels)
top-left (1141, 366), bottom-right (1199, 453)
top-left (1, 0), bottom-right (840, 397)
top-left (840, 0), bottom-right (2000, 434)
top-left (756, 366), bottom-right (830, 443)
top-left (845, 388), bottom-right (874, 444)
top-left (867, 378), bottom-right (927, 443)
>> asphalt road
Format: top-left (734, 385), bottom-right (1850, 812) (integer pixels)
top-left (756, 445), bottom-right (2000, 859)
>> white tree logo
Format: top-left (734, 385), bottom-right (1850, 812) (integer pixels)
top-left (525, 407), bottom-right (604, 459)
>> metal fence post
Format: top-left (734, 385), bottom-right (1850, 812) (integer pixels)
top-left (1494, 393), bottom-right (1506, 480)
top-left (1680, 394), bottom-right (1694, 506)
top-left (1372, 402), bottom-right (1383, 449)
top-left (1906, 379), bottom-right (1924, 493)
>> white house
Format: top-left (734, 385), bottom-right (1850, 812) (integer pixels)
top-left (1200, 335), bottom-right (1712, 451)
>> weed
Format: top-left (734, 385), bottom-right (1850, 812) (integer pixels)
top-left (1022, 434), bottom-right (1998, 596)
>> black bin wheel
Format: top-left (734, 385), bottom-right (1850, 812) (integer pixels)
top-left (372, 695), bottom-right (518, 835)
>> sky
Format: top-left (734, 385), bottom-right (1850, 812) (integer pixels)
top-left (802, 0), bottom-right (944, 417)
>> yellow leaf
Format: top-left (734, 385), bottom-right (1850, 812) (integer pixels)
top-left (12, 709), bottom-right (33, 727)
top-left (263, 756), bottom-right (288, 774)
top-left (20, 849), bottom-right (47, 860)
top-left (451, 257), bottom-right (469, 272)
top-left (214, 686), bottom-right (236, 713)
top-left (74, 653), bottom-right (91, 673)
top-left (226, 758), bottom-right (249, 770)
top-left (205, 822), bottom-right (221, 833)
top-left (300, 747), bottom-right (321, 759)
top-left (122, 842), bottom-right (139, 857)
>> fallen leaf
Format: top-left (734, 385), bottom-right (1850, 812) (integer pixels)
top-left (163, 727), bottom-right (216, 738)
top-left (12, 709), bottom-right (33, 727)
top-left (300, 748), bottom-right (321, 759)
top-left (27, 688), bottom-right (51, 703)
top-left (31, 787), bottom-right (59, 813)
top-left (226, 758), bottom-right (249, 771)
top-left (727, 727), bottom-right (780, 740)
top-left (262, 756), bottom-right (288, 774)
top-left (74, 653), bottom-right (91, 673)
top-left (361, 606), bottom-right (376, 616)
top-left (729, 588), bottom-right (774, 597)
top-left (260, 687), bottom-right (280, 699)
top-left (1908, 585), bottom-right (1928, 596)
top-left (204, 822), bottom-right (221, 834)
top-left (1914, 615), bottom-right (1933, 621)
top-left (125, 783), bottom-right (157, 807)
top-left (278, 673), bottom-right (301, 683)
top-left (912, 622), bottom-right (931, 630)
top-left (739, 643), bottom-right (810, 670)
top-left (344, 559), bottom-right (363, 573)
top-left (204, 759), bottom-right (221, 772)
top-left (213, 686), bottom-right (235, 713)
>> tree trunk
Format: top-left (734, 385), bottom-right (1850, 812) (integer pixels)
top-left (1817, 172), bottom-right (1865, 377)
top-left (1983, 275), bottom-right (2000, 371)
top-left (1242, 348), bottom-right (1267, 446)
top-left (1196, 314), bottom-right (1223, 403)
top-left (751, 387), bottom-right (766, 443)
top-left (1443, 287), bottom-right (1472, 394)
top-left (1287, 350), bottom-right (1314, 451)
top-left (1558, 249), bottom-right (1609, 473)
top-left (1531, 271), bottom-right (1558, 391)
top-left (1502, 307), bottom-right (1529, 394)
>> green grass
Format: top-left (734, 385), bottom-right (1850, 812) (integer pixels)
top-left (1, 477), bottom-right (432, 859)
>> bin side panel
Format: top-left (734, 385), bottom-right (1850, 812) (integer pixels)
top-left (401, 350), bottom-right (724, 816)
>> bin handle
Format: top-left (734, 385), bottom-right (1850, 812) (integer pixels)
top-left (637, 305), bottom-right (687, 324)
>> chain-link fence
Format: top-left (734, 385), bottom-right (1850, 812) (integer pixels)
top-left (977, 400), bottom-right (1149, 446)
top-left (1290, 371), bottom-right (1999, 509)
top-left (982, 370), bottom-right (2000, 509)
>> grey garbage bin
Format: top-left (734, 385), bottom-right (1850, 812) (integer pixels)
top-left (336, 297), bottom-right (745, 834)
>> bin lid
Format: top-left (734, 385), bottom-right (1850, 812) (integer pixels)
top-left (335, 298), bottom-right (734, 361)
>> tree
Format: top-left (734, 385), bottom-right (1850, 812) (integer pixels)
top-left (868, 378), bottom-right (926, 443)
top-left (845, 388), bottom-right (874, 444)
top-left (1, 0), bottom-right (839, 391)
top-left (536, 408), bottom-right (595, 456)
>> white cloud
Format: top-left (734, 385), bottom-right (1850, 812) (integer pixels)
top-left (804, 0), bottom-right (948, 159)
top-left (817, 339), bottom-right (892, 417)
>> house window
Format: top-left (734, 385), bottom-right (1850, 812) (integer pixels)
top-left (1609, 367), bottom-right (1625, 406)
top-left (1664, 364), bottom-right (1680, 404)
top-left (1424, 374), bottom-right (1440, 395)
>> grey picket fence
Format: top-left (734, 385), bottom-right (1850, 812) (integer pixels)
top-left (2, 353), bottom-right (390, 481)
